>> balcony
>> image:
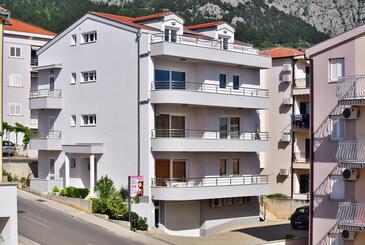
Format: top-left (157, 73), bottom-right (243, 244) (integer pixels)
top-left (29, 89), bottom-right (62, 110)
top-left (150, 81), bottom-right (269, 109)
top-left (29, 131), bottom-right (62, 151)
top-left (337, 202), bottom-right (365, 232)
top-left (150, 34), bottom-right (271, 69)
top-left (336, 141), bottom-right (365, 168)
top-left (293, 152), bottom-right (310, 169)
top-left (151, 175), bottom-right (269, 201)
top-left (337, 75), bottom-right (365, 105)
top-left (30, 58), bottom-right (38, 67)
top-left (150, 129), bottom-right (269, 152)
top-left (291, 114), bottom-right (310, 132)
top-left (293, 78), bottom-right (310, 95)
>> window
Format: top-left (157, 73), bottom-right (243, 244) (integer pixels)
top-left (330, 116), bottom-right (345, 140)
top-left (71, 34), bottom-right (77, 46)
top-left (233, 75), bottom-right (240, 90)
top-left (164, 29), bottom-right (177, 42)
top-left (70, 73), bottom-right (76, 84)
top-left (49, 158), bottom-right (55, 180)
top-left (220, 159), bottom-right (227, 176)
top-left (81, 114), bottom-right (96, 126)
top-left (220, 37), bottom-right (229, 50)
top-left (82, 31), bottom-right (97, 43)
top-left (81, 71), bottom-right (96, 83)
top-left (220, 117), bottom-right (240, 139)
top-left (233, 160), bottom-right (240, 175)
top-left (9, 74), bottom-right (22, 87)
top-left (329, 58), bottom-right (344, 82)
top-left (70, 115), bottom-right (76, 127)
top-left (9, 46), bottom-right (21, 58)
top-left (70, 158), bottom-right (76, 168)
top-left (219, 74), bottom-right (227, 88)
top-left (299, 174), bottom-right (309, 193)
top-left (154, 69), bottom-right (186, 89)
top-left (9, 103), bottom-right (21, 116)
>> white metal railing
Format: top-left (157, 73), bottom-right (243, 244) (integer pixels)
top-left (337, 75), bottom-right (365, 102)
top-left (316, 223), bottom-right (341, 245)
top-left (336, 141), bottom-right (365, 168)
top-left (337, 202), bottom-right (365, 231)
top-left (150, 33), bottom-right (259, 55)
top-left (151, 129), bottom-right (268, 140)
top-left (30, 58), bottom-right (38, 66)
top-left (34, 131), bottom-right (62, 139)
top-left (151, 175), bottom-right (269, 187)
top-left (294, 78), bottom-right (310, 89)
top-left (151, 81), bottom-right (269, 97)
top-left (30, 89), bottom-right (62, 98)
top-left (293, 152), bottom-right (310, 163)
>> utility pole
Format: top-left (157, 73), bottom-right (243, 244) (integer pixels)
top-left (0, 7), bottom-right (10, 183)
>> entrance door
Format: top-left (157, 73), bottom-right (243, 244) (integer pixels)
top-left (155, 160), bottom-right (170, 186)
top-left (171, 116), bottom-right (185, 137)
top-left (173, 160), bottom-right (186, 182)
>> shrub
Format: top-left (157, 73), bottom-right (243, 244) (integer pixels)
top-left (130, 212), bottom-right (148, 231)
top-left (59, 186), bottom-right (89, 199)
top-left (106, 194), bottom-right (128, 220)
top-left (95, 175), bottom-right (116, 201)
top-left (92, 198), bottom-right (108, 214)
top-left (119, 186), bottom-right (129, 201)
top-left (52, 186), bottom-right (60, 193)
top-left (283, 234), bottom-right (295, 240)
top-left (267, 193), bottom-right (288, 199)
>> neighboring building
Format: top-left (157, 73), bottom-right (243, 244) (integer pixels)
top-left (29, 11), bottom-right (271, 236)
top-left (3, 18), bottom-right (55, 151)
top-left (261, 47), bottom-right (311, 200)
top-left (307, 24), bottom-right (365, 244)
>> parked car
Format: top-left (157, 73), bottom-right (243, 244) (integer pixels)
top-left (290, 206), bottom-right (309, 229)
top-left (3, 140), bottom-right (16, 156)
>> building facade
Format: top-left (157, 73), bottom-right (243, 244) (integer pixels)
top-left (261, 47), bottom-right (311, 200)
top-left (29, 11), bottom-right (272, 236)
top-left (307, 24), bottom-right (365, 244)
top-left (3, 19), bottom-right (55, 151)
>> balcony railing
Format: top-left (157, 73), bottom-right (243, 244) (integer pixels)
top-left (151, 175), bottom-right (269, 188)
top-left (293, 152), bottom-right (310, 163)
top-left (33, 131), bottom-right (62, 139)
top-left (337, 202), bottom-right (365, 231)
top-left (337, 75), bottom-right (365, 103)
top-left (151, 129), bottom-right (269, 140)
top-left (294, 78), bottom-right (310, 89)
top-left (150, 33), bottom-right (259, 55)
top-left (30, 89), bottom-right (62, 98)
top-left (336, 141), bottom-right (365, 168)
top-left (151, 81), bottom-right (269, 98)
top-left (31, 58), bottom-right (38, 66)
top-left (291, 114), bottom-right (310, 129)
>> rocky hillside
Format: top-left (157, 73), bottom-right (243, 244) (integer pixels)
top-left (4, 0), bottom-right (359, 48)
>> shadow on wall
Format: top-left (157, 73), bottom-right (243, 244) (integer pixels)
top-left (279, 104), bottom-right (291, 114)
top-left (232, 223), bottom-right (308, 241)
top-left (278, 141), bottom-right (290, 150)
top-left (276, 174), bottom-right (288, 184)
top-left (278, 77), bottom-right (290, 92)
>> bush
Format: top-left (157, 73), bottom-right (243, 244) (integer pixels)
top-left (106, 194), bottom-right (128, 220)
top-left (130, 212), bottom-right (148, 231)
top-left (283, 234), bottom-right (296, 240)
top-left (119, 186), bottom-right (129, 201)
top-left (267, 193), bottom-right (288, 199)
top-left (59, 186), bottom-right (89, 199)
top-left (52, 186), bottom-right (60, 193)
top-left (95, 175), bottom-right (116, 201)
top-left (92, 198), bottom-right (108, 214)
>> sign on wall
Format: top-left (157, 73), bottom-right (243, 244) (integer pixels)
top-left (130, 176), bottom-right (143, 197)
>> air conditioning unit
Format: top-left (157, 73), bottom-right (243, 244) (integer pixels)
top-left (279, 168), bottom-right (290, 176)
top-left (282, 74), bottom-right (292, 83)
top-left (211, 199), bottom-right (223, 208)
top-left (282, 64), bottom-right (292, 72)
top-left (280, 132), bottom-right (291, 142)
top-left (342, 168), bottom-right (359, 181)
top-left (342, 107), bottom-right (360, 120)
top-left (282, 97), bottom-right (293, 105)
top-left (342, 230), bottom-right (356, 240)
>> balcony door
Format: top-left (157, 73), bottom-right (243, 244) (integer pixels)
top-left (49, 75), bottom-right (55, 91)
top-left (155, 160), bottom-right (170, 186)
top-left (220, 117), bottom-right (240, 139)
top-left (155, 114), bottom-right (185, 137)
top-left (171, 115), bottom-right (185, 137)
top-left (48, 116), bottom-right (56, 131)
top-left (230, 117), bottom-right (240, 139)
top-left (173, 160), bottom-right (186, 181)
top-left (155, 114), bottom-right (169, 137)
top-left (154, 69), bottom-right (186, 90)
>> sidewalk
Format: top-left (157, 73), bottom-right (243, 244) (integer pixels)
top-left (18, 189), bottom-right (170, 245)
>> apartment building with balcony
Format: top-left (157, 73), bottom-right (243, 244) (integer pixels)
top-left (3, 18), bottom-right (55, 151)
top-left (29, 11), bottom-right (271, 236)
top-left (306, 24), bottom-right (365, 244)
top-left (261, 47), bottom-right (311, 201)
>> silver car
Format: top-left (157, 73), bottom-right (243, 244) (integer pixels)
top-left (3, 140), bottom-right (16, 156)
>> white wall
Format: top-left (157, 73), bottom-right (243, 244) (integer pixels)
top-left (0, 184), bottom-right (18, 245)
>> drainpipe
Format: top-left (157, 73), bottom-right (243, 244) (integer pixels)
top-left (137, 30), bottom-right (141, 176)
top-left (309, 58), bottom-right (314, 245)
top-left (290, 58), bottom-right (297, 199)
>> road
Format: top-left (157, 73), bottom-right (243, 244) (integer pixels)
top-left (18, 196), bottom-right (144, 245)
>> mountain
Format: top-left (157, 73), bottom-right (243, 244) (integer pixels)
top-left (0, 0), bottom-right (344, 48)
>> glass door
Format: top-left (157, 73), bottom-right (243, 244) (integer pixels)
top-left (49, 75), bottom-right (55, 91)
top-left (230, 117), bottom-right (240, 139)
top-left (171, 71), bottom-right (186, 90)
top-left (219, 117), bottom-right (228, 139)
top-left (154, 69), bottom-right (170, 89)
top-left (171, 116), bottom-right (185, 138)
top-left (155, 114), bottom-right (170, 137)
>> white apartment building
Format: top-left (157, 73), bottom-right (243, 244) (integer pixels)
top-left (3, 18), bottom-right (55, 150)
top-left (29, 11), bottom-right (271, 236)
top-left (261, 47), bottom-right (310, 201)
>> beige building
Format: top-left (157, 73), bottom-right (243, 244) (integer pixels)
top-left (262, 47), bottom-right (310, 200)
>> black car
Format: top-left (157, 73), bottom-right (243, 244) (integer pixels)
top-left (290, 206), bottom-right (309, 229)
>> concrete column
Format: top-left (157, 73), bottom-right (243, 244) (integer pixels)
top-left (90, 154), bottom-right (95, 192)
top-left (65, 154), bottom-right (70, 187)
